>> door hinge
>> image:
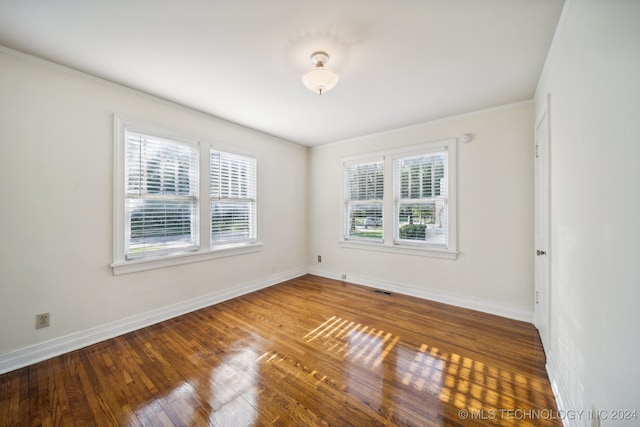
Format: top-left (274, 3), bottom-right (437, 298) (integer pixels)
top-left (536, 291), bottom-right (539, 304)
top-left (535, 144), bottom-right (539, 159)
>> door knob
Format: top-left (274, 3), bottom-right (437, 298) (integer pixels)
top-left (536, 250), bottom-right (546, 256)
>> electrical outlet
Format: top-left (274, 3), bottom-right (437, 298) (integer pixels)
top-left (317, 255), bottom-right (322, 262)
top-left (591, 406), bottom-right (600, 427)
top-left (36, 313), bottom-right (50, 329)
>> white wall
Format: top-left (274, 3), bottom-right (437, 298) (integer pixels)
top-left (0, 51), bottom-right (308, 367)
top-left (535, 0), bottom-right (640, 424)
top-left (309, 102), bottom-right (535, 320)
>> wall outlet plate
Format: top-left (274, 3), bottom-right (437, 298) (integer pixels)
top-left (591, 406), bottom-right (600, 427)
top-left (36, 313), bottom-right (50, 329)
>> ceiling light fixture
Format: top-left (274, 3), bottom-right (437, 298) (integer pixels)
top-left (301, 51), bottom-right (339, 95)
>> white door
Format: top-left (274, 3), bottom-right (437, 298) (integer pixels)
top-left (534, 103), bottom-right (550, 353)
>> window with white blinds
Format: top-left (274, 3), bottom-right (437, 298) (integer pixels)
top-left (394, 148), bottom-right (448, 247)
top-left (340, 139), bottom-right (456, 258)
top-left (113, 116), bottom-right (262, 274)
top-left (125, 131), bottom-right (199, 259)
top-left (210, 150), bottom-right (257, 246)
top-left (344, 158), bottom-right (384, 241)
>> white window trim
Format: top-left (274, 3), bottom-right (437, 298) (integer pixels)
top-left (339, 139), bottom-right (458, 260)
top-left (339, 240), bottom-right (457, 260)
top-left (112, 115), bottom-right (262, 275)
top-left (343, 155), bottom-right (385, 243)
top-left (110, 243), bottom-right (263, 275)
top-left (209, 148), bottom-right (258, 248)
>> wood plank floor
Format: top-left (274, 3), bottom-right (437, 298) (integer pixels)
top-left (0, 275), bottom-right (560, 426)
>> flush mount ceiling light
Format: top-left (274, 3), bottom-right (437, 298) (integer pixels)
top-left (301, 51), bottom-right (339, 95)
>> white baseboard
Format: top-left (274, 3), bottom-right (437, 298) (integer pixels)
top-left (546, 353), bottom-right (576, 427)
top-left (0, 267), bottom-right (307, 375)
top-left (308, 267), bottom-right (534, 323)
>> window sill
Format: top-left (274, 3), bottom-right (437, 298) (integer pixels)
top-left (339, 240), bottom-right (457, 260)
top-left (111, 242), bottom-right (263, 275)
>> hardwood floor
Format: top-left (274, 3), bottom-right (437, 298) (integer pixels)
top-left (0, 275), bottom-right (560, 426)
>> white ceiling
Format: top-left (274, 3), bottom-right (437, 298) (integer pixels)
top-left (0, 0), bottom-right (564, 146)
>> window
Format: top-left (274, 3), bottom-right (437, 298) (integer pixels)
top-left (210, 150), bottom-right (257, 246)
top-left (341, 139), bottom-right (456, 259)
top-left (125, 131), bottom-right (199, 259)
top-left (113, 115), bottom-right (261, 274)
top-left (394, 149), bottom-right (448, 247)
top-left (344, 158), bottom-right (384, 241)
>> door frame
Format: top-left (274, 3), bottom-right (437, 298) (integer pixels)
top-left (534, 95), bottom-right (551, 353)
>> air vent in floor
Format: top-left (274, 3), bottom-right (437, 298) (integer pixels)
top-left (373, 289), bottom-right (393, 296)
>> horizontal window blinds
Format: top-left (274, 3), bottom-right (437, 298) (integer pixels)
top-left (210, 150), bottom-right (257, 245)
top-left (394, 150), bottom-right (448, 247)
top-left (125, 131), bottom-right (199, 258)
top-left (344, 159), bottom-right (384, 241)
